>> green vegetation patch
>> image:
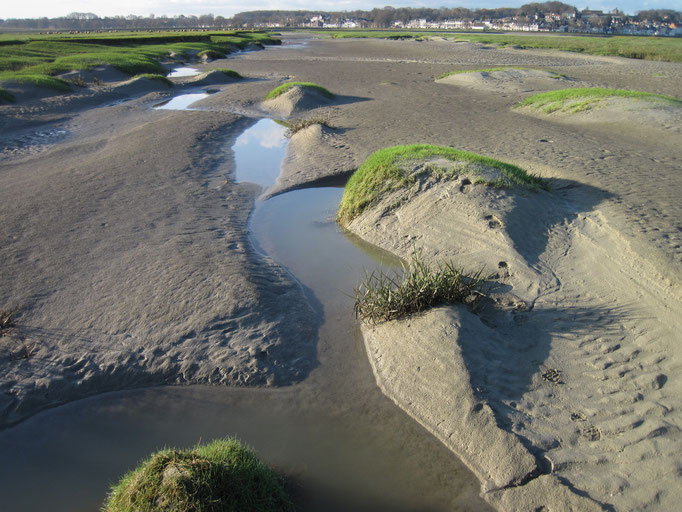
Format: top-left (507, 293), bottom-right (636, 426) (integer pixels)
top-left (265, 81), bottom-right (334, 100)
top-left (516, 87), bottom-right (682, 114)
top-left (133, 74), bottom-right (173, 87)
top-left (0, 87), bottom-right (15, 103)
top-left (355, 250), bottom-right (489, 323)
top-left (216, 69), bottom-right (243, 79)
top-left (0, 73), bottom-right (71, 92)
top-left (103, 438), bottom-right (293, 512)
top-left (437, 66), bottom-right (564, 80)
top-left (323, 30), bottom-right (682, 63)
top-left (0, 31), bottom-right (279, 96)
top-left (198, 49), bottom-right (227, 60)
top-left (338, 144), bottom-right (545, 224)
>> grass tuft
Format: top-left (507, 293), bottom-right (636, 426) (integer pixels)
top-left (265, 81), bottom-right (334, 100)
top-left (354, 249), bottom-right (489, 323)
top-left (134, 73), bottom-right (173, 87)
top-left (198, 49), bottom-right (227, 60)
top-left (0, 310), bottom-right (16, 336)
top-left (338, 144), bottom-right (546, 224)
top-left (0, 87), bottom-right (15, 102)
top-left (103, 437), bottom-right (293, 512)
top-left (516, 87), bottom-right (682, 113)
top-left (216, 69), bottom-right (242, 79)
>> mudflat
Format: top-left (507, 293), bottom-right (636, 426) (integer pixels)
top-left (1, 33), bottom-right (681, 511)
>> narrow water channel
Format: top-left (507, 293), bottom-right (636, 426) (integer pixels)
top-left (0, 118), bottom-right (491, 511)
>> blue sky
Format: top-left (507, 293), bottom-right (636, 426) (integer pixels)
top-left (2, 1), bottom-right (678, 20)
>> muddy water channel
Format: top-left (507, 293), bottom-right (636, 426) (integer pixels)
top-left (0, 119), bottom-right (490, 511)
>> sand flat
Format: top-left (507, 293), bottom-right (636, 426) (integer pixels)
top-left (1, 34), bottom-right (681, 510)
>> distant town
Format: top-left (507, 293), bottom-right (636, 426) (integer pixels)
top-left (1, 3), bottom-right (680, 37)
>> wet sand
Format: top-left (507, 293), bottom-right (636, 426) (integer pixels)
top-left (1, 33), bottom-right (681, 511)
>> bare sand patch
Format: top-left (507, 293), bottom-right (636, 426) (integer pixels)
top-left (266, 123), bottom-right (357, 197)
top-left (0, 106), bottom-right (318, 429)
top-left (436, 68), bottom-right (571, 93)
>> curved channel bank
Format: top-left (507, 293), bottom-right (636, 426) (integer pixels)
top-left (0, 117), bottom-right (492, 511)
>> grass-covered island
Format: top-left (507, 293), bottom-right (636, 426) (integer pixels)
top-left (265, 81), bottom-right (334, 100)
top-left (337, 144), bottom-right (546, 224)
top-left (103, 438), bottom-right (293, 512)
top-left (515, 87), bottom-right (682, 114)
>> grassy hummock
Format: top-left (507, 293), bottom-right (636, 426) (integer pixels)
top-left (0, 74), bottom-right (71, 92)
top-left (103, 438), bottom-right (293, 512)
top-left (515, 87), bottom-right (682, 114)
top-left (355, 250), bottom-right (488, 323)
top-left (437, 67), bottom-right (563, 80)
top-left (265, 81), bottom-right (334, 100)
top-left (216, 69), bottom-right (243, 79)
top-left (134, 73), bottom-right (173, 86)
top-left (198, 49), bottom-right (227, 60)
top-left (337, 144), bottom-right (545, 224)
top-left (0, 87), bottom-right (15, 103)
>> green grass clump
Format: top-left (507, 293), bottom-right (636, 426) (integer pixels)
top-left (198, 49), bottom-right (227, 60)
top-left (0, 73), bottom-right (71, 91)
top-left (103, 438), bottom-right (293, 512)
top-left (516, 87), bottom-right (682, 114)
top-left (0, 88), bottom-right (15, 103)
top-left (265, 82), bottom-right (334, 100)
top-left (134, 74), bottom-right (173, 87)
top-left (216, 69), bottom-right (243, 79)
top-left (355, 250), bottom-right (488, 323)
top-left (338, 144), bottom-right (545, 224)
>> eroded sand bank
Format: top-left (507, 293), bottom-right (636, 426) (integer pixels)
top-left (1, 34), bottom-right (681, 511)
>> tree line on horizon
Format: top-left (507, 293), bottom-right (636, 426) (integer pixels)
top-left (1, 3), bottom-right (680, 31)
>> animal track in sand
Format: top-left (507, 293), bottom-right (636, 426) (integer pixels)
top-left (484, 214), bottom-right (502, 229)
top-left (542, 368), bottom-right (563, 384)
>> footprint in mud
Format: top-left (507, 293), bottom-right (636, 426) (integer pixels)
top-left (542, 368), bottom-right (563, 384)
top-left (581, 425), bottom-right (601, 441)
top-left (497, 261), bottom-right (511, 279)
top-left (484, 214), bottom-right (502, 229)
top-left (570, 412), bottom-right (586, 422)
top-left (459, 178), bottom-right (472, 193)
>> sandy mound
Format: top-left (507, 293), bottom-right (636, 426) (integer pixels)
top-left (266, 123), bottom-right (357, 197)
top-left (347, 162), bottom-right (682, 510)
top-left (261, 85), bottom-right (334, 117)
top-left (437, 68), bottom-right (570, 93)
top-left (183, 70), bottom-right (241, 86)
top-left (110, 75), bottom-right (172, 95)
top-left (517, 96), bottom-right (682, 134)
top-left (57, 65), bottom-right (129, 84)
